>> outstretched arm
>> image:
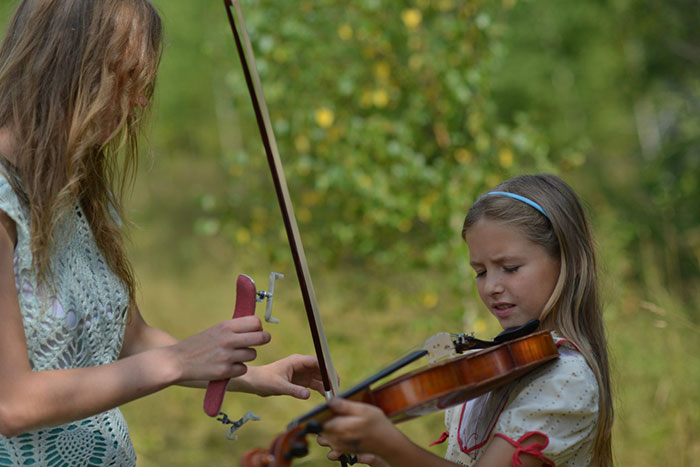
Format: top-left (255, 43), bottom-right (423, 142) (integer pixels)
top-left (0, 212), bottom-right (268, 437)
top-left (227, 353), bottom-right (325, 399)
top-left (120, 304), bottom-right (324, 399)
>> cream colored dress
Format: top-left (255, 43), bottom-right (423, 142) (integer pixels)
top-left (439, 337), bottom-right (598, 466)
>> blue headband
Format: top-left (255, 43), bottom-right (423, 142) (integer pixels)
top-left (482, 191), bottom-right (549, 219)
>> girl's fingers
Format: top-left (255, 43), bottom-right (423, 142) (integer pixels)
top-left (316, 435), bottom-right (330, 447)
top-left (327, 397), bottom-right (362, 415)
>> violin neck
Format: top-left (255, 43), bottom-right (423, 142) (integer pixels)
top-left (288, 349), bottom-right (428, 429)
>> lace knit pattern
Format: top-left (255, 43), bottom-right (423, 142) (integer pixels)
top-left (0, 174), bottom-right (136, 466)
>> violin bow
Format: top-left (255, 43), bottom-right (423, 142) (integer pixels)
top-left (222, 0), bottom-right (341, 405)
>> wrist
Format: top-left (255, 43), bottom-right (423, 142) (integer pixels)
top-left (374, 428), bottom-right (426, 465)
top-left (370, 424), bottom-right (406, 460)
top-left (158, 345), bottom-right (185, 386)
top-left (227, 366), bottom-right (257, 394)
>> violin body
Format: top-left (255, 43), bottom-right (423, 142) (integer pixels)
top-left (370, 329), bottom-right (558, 422)
top-left (241, 330), bottom-right (559, 466)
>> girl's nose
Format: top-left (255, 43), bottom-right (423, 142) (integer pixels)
top-left (484, 274), bottom-right (504, 295)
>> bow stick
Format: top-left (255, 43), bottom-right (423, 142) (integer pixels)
top-left (222, 0), bottom-right (341, 407)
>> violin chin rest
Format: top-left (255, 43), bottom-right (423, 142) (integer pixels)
top-left (495, 319), bottom-right (540, 343)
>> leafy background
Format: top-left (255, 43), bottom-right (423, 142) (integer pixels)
top-left (2, 0), bottom-right (699, 465)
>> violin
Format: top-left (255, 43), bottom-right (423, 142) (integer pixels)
top-left (240, 322), bottom-right (559, 466)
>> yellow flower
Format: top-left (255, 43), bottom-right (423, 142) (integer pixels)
top-left (337, 24), bottom-right (353, 41)
top-left (314, 107), bottom-right (335, 128)
top-left (372, 89), bottom-right (389, 108)
top-left (401, 9), bottom-right (422, 29)
top-left (398, 218), bottom-right (413, 232)
top-left (360, 90), bottom-right (373, 108)
top-left (374, 62), bottom-right (391, 80)
top-left (498, 148), bottom-right (514, 168)
top-left (236, 227), bottom-right (251, 245)
top-left (422, 292), bottom-right (439, 309)
top-left (295, 135), bottom-right (310, 153)
top-left (454, 148), bottom-right (473, 164)
top-left (297, 207), bottom-right (312, 223)
top-left (437, 0), bottom-right (455, 11)
top-left (418, 192), bottom-right (439, 221)
top-left (418, 203), bottom-right (432, 222)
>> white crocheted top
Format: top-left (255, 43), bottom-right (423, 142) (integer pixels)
top-left (0, 172), bottom-right (136, 466)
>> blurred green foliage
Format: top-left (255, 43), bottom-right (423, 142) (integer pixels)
top-left (194, 0), bottom-right (699, 309)
top-left (490, 0), bottom-right (700, 303)
top-left (203, 0), bottom-right (559, 277)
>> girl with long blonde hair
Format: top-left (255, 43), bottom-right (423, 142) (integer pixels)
top-left (0, 1), bottom-right (322, 465)
top-left (319, 174), bottom-right (613, 466)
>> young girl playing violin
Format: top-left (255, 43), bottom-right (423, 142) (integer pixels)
top-left (319, 174), bottom-right (613, 466)
top-left (0, 0), bottom-right (323, 465)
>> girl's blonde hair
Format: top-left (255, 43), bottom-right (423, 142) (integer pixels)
top-left (462, 174), bottom-right (613, 467)
top-left (0, 0), bottom-right (163, 305)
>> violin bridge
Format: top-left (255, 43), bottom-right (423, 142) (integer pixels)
top-left (423, 332), bottom-right (458, 364)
